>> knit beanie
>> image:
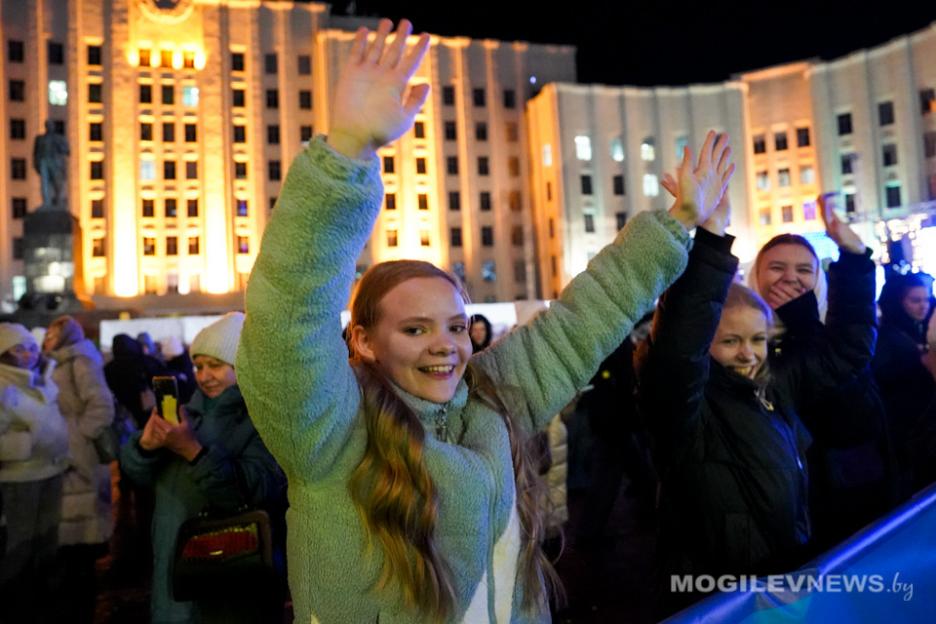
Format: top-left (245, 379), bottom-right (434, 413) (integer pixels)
top-left (189, 312), bottom-right (244, 366)
top-left (0, 323), bottom-right (37, 356)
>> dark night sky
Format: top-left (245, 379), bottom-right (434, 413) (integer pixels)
top-left (322, 1), bottom-right (936, 86)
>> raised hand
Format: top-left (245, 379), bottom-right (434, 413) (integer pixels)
top-left (666, 171), bottom-right (731, 237)
top-left (764, 280), bottom-right (809, 310)
top-left (667, 131), bottom-right (735, 230)
top-left (329, 19), bottom-right (431, 160)
top-left (162, 407), bottom-right (203, 462)
top-left (819, 192), bottom-right (866, 255)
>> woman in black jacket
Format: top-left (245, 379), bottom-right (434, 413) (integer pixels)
top-left (636, 192), bottom-right (876, 614)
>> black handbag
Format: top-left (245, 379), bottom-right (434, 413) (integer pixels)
top-left (171, 508), bottom-right (275, 601)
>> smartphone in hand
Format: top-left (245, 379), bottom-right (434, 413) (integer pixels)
top-left (153, 376), bottom-right (180, 425)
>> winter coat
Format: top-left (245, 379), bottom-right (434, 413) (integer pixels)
top-left (636, 228), bottom-right (877, 586)
top-left (119, 385), bottom-right (287, 624)
top-left (49, 338), bottom-right (115, 546)
top-left (236, 136), bottom-right (691, 624)
top-left (541, 415), bottom-right (568, 535)
top-left (0, 360), bottom-right (69, 483)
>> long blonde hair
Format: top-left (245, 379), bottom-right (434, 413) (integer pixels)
top-left (346, 260), bottom-right (558, 619)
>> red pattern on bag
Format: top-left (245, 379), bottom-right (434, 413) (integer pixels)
top-left (180, 522), bottom-right (259, 560)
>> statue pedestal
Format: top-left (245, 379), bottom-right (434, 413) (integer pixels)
top-left (19, 208), bottom-right (89, 313)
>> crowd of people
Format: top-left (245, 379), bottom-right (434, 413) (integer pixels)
top-left (1, 17), bottom-right (935, 624)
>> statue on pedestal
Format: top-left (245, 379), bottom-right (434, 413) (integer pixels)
top-left (33, 119), bottom-right (70, 210)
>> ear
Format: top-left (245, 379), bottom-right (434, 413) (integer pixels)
top-left (349, 325), bottom-right (377, 363)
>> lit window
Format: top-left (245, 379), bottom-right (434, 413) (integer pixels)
top-left (610, 137), bottom-right (625, 162)
top-left (420, 230), bottom-right (431, 246)
top-left (642, 173), bottom-right (659, 197)
top-left (782, 205), bottom-right (794, 223)
top-left (759, 208), bottom-right (771, 225)
top-left (803, 200), bottom-right (817, 220)
top-left (482, 260), bottom-right (496, 282)
top-left (575, 135), bottom-right (592, 161)
top-left (143, 237), bottom-right (156, 256)
top-left (48, 80), bottom-right (68, 106)
top-left (92, 237), bottom-right (106, 257)
top-left (237, 236), bottom-right (250, 254)
top-left (584, 213), bottom-right (595, 233)
top-left (387, 229), bottom-right (398, 247)
top-left (182, 86), bottom-right (199, 107)
top-left (756, 170), bottom-right (770, 191)
top-left (640, 138), bottom-right (655, 162)
top-left (542, 144), bottom-right (552, 167)
top-left (800, 166), bottom-right (815, 185)
top-left (140, 159), bottom-right (156, 181)
top-left (778, 168), bottom-right (791, 187)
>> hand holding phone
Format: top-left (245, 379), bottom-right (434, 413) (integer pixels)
top-left (153, 376), bottom-right (180, 425)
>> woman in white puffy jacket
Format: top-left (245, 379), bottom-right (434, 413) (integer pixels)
top-left (0, 322), bottom-right (69, 621)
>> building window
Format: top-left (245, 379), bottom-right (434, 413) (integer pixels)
top-left (444, 121), bottom-right (456, 141)
top-left (442, 85), bottom-right (455, 106)
top-left (755, 170), bottom-right (769, 190)
top-left (924, 131), bottom-right (936, 158)
top-left (417, 193), bottom-right (429, 210)
top-left (640, 138), bottom-right (655, 161)
top-left (265, 89), bottom-right (279, 109)
top-left (92, 237), bottom-right (106, 257)
top-left (267, 124), bottom-right (280, 145)
top-left (642, 173), bottom-right (659, 197)
top-left (299, 90), bottom-right (312, 110)
top-left (580, 175), bottom-right (593, 195)
top-left (882, 144), bottom-right (898, 167)
top-left (166, 236), bottom-right (178, 256)
top-left (508, 157), bottom-right (520, 177)
top-left (141, 198), bottom-right (155, 217)
top-left (298, 55), bottom-right (311, 75)
top-left (236, 199), bottom-right (249, 217)
top-left (800, 165), bottom-right (815, 185)
top-left (482, 260), bottom-right (496, 282)
top-left (616, 212), bottom-right (627, 230)
top-left (921, 88), bottom-right (936, 114)
top-left (442, 191), bottom-right (457, 211)
top-left (8, 79), bottom-right (24, 102)
top-left (841, 153), bottom-right (855, 174)
top-left (269, 196), bottom-right (277, 211)
top-left (476, 122), bottom-right (488, 141)
top-left (300, 125), bottom-right (313, 142)
top-left (480, 192), bottom-right (492, 211)
top-left (481, 226), bottom-right (494, 247)
top-left (613, 174), bottom-right (625, 196)
top-left (542, 144), bottom-right (552, 167)
top-left (844, 192), bottom-right (856, 214)
top-left (48, 41), bottom-right (64, 64)
top-left (88, 122), bottom-right (102, 142)
top-left (90, 198), bottom-right (104, 219)
top-left (759, 207), bottom-right (772, 225)
top-left (143, 237), bottom-right (156, 256)
top-left (382, 156), bottom-right (394, 173)
top-left (268, 160), bottom-right (281, 181)
top-left (548, 218), bottom-right (555, 238)
top-left (452, 262), bottom-right (466, 282)
top-left (139, 84), bottom-right (152, 104)
top-left (234, 161), bottom-right (247, 179)
top-left (511, 225), bottom-right (524, 247)
top-left (796, 127), bottom-right (811, 147)
top-left (416, 158), bottom-right (427, 175)
top-left (781, 205), bottom-right (794, 223)
top-left (232, 88), bottom-right (245, 107)
top-left (264, 53), bottom-right (277, 75)
top-left (885, 185), bottom-right (901, 208)
top-left (450, 227), bottom-right (462, 247)
top-left (12, 197), bottom-right (27, 219)
top-left (575, 135), bottom-right (592, 161)
top-left (478, 157), bottom-right (489, 176)
top-left (185, 161), bottom-right (197, 179)
top-left (12, 238), bottom-right (23, 260)
top-left (233, 125), bottom-right (246, 143)
top-left (231, 52), bottom-right (244, 71)
top-left (48, 80), bottom-right (68, 106)
top-left (184, 123), bottom-right (197, 142)
top-left (414, 121), bottom-right (425, 139)
top-left (584, 213), bottom-right (595, 233)
top-left (774, 131), bottom-right (788, 151)
top-left (446, 156), bottom-right (458, 175)
top-left (162, 122), bottom-right (175, 142)
top-left (10, 118), bottom-right (26, 139)
top-left (165, 198), bottom-right (177, 217)
top-left (385, 193), bottom-right (396, 210)
top-left (187, 199), bottom-right (198, 217)
top-left (509, 191), bottom-right (522, 212)
top-left (753, 134), bottom-right (766, 154)
top-left (182, 51), bottom-right (195, 69)
top-left (837, 113), bottom-right (853, 136)
top-left (878, 101), bottom-right (895, 126)
top-left (610, 137), bottom-right (625, 163)
top-left (163, 160), bottom-right (176, 180)
top-left (8, 40), bottom-right (24, 62)
top-left (387, 229), bottom-right (398, 247)
top-left (420, 230), bottom-right (431, 247)
top-left (138, 49), bottom-right (151, 66)
top-left (803, 200), bottom-right (817, 220)
top-left (90, 160), bottom-right (104, 180)
top-left (503, 89), bottom-right (516, 109)
top-left (140, 122), bottom-right (153, 141)
top-left (160, 50), bottom-right (173, 68)
top-left (237, 236), bottom-right (249, 254)
top-left (188, 237), bottom-right (200, 254)
top-left (472, 88), bottom-right (485, 107)
top-left (88, 83), bottom-right (103, 104)
top-left (777, 168), bottom-right (791, 187)
top-left (182, 86), bottom-right (199, 107)
top-left (505, 122), bottom-right (519, 142)
top-left (161, 84), bottom-right (174, 105)
top-left (10, 158), bottom-right (25, 180)
top-left (140, 160), bottom-right (156, 181)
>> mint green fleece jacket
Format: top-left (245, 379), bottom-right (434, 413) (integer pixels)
top-left (236, 137), bottom-right (690, 623)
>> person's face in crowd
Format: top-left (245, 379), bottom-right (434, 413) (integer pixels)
top-left (710, 305), bottom-right (769, 380)
top-left (3, 342), bottom-right (40, 370)
top-left (42, 325), bottom-right (61, 354)
top-left (193, 355), bottom-right (237, 399)
top-left (902, 286), bottom-right (931, 322)
top-left (352, 277), bottom-right (471, 403)
top-left (469, 319), bottom-right (489, 347)
top-left (756, 244), bottom-right (818, 306)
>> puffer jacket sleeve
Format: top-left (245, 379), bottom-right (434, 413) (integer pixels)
top-left (72, 356), bottom-right (116, 439)
top-left (471, 210), bottom-right (691, 433)
top-left (119, 432), bottom-right (168, 487)
top-left (236, 137), bottom-right (383, 481)
top-left (635, 228), bottom-right (738, 468)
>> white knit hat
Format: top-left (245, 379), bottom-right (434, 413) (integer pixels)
top-left (0, 323), bottom-right (37, 356)
top-left (189, 312), bottom-right (244, 366)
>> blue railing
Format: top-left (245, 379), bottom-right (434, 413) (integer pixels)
top-left (665, 483), bottom-right (936, 623)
